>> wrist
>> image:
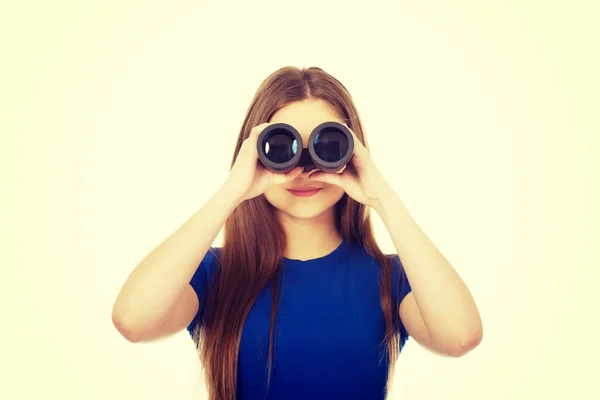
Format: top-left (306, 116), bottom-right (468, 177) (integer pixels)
top-left (371, 184), bottom-right (397, 215)
top-left (218, 179), bottom-right (245, 210)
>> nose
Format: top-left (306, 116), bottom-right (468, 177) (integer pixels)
top-left (302, 164), bottom-right (317, 173)
top-left (296, 167), bottom-right (318, 181)
top-left (297, 150), bottom-right (316, 173)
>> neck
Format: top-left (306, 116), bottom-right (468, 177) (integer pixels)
top-left (276, 207), bottom-right (343, 261)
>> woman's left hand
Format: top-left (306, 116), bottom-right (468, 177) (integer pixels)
top-left (307, 125), bottom-right (391, 208)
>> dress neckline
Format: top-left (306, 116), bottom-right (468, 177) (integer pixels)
top-left (283, 239), bottom-right (347, 264)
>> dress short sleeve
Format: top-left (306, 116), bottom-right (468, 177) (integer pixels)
top-left (390, 254), bottom-right (413, 341)
top-left (186, 247), bottom-right (221, 336)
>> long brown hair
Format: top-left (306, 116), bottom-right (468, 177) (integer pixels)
top-left (192, 66), bottom-right (405, 399)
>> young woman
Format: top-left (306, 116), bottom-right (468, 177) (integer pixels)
top-left (112, 66), bottom-right (483, 400)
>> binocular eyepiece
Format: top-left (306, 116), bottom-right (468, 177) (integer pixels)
top-left (256, 121), bottom-right (354, 174)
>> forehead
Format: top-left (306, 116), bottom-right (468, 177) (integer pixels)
top-left (269, 99), bottom-right (345, 137)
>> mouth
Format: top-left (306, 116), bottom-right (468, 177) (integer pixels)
top-left (286, 187), bottom-right (323, 197)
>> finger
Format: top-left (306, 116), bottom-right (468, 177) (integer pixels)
top-left (240, 133), bottom-right (260, 159)
top-left (340, 124), bottom-right (368, 155)
top-left (243, 123), bottom-right (271, 158)
top-left (284, 166), bottom-right (305, 181)
top-left (345, 133), bottom-right (372, 171)
top-left (249, 122), bottom-right (271, 139)
top-left (348, 130), bottom-right (368, 156)
top-left (307, 171), bottom-right (342, 187)
top-left (271, 166), bottom-right (303, 185)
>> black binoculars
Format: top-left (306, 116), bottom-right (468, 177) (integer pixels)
top-left (256, 121), bottom-right (354, 174)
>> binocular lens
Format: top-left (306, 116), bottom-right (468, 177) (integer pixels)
top-left (262, 128), bottom-right (298, 164)
top-left (313, 128), bottom-right (349, 162)
top-left (256, 121), bottom-right (354, 173)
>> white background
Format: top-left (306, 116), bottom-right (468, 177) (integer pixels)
top-left (2, 1), bottom-right (598, 399)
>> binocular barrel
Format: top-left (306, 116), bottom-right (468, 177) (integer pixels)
top-left (256, 121), bottom-right (354, 173)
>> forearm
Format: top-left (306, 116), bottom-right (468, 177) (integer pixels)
top-left (373, 186), bottom-right (482, 348)
top-left (112, 182), bottom-right (241, 333)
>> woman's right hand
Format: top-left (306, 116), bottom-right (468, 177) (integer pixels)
top-left (224, 122), bottom-right (304, 203)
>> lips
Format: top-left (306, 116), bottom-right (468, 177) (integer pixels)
top-left (287, 187), bottom-right (322, 191)
top-left (286, 186), bottom-right (323, 197)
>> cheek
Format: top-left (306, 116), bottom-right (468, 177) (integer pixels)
top-left (263, 186), bottom-right (286, 207)
top-left (315, 185), bottom-right (345, 206)
top-left (323, 184), bottom-right (345, 198)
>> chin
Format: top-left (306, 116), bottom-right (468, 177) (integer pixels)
top-left (264, 185), bottom-right (345, 220)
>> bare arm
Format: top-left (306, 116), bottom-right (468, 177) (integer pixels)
top-left (374, 188), bottom-right (483, 357)
top-left (111, 183), bottom-right (240, 342)
top-left (111, 123), bottom-right (304, 343)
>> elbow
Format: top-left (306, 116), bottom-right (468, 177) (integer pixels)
top-left (111, 308), bottom-right (143, 343)
top-left (449, 325), bottom-right (483, 358)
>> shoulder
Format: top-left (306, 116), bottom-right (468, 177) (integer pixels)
top-left (190, 246), bottom-right (222, 289)
top-left (386, 253), bottom-right (404, 271)
top-left (204, 246), bottom-right (222, 260)
top-left (201, 246), bottom-right (221, 275)
top-left (344, 244), bottom-right (406, 282)
top-left (360, 247), bottom-right (411, 297)
top-left (348, 242), bottom-right (402, 270)
top-left (385, 253), bottom-right (412, 302)
top-left (384, 253), bottom-right (408, 281)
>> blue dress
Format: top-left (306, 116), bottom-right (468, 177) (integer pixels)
top-left (186, 239), bottom-right (412, 399)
